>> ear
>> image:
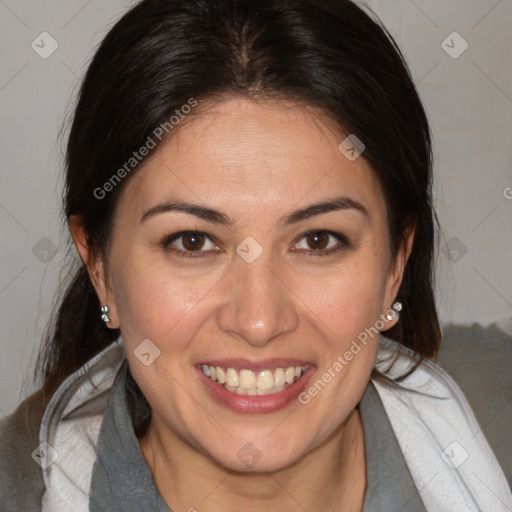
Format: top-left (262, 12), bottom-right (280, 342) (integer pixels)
top-left (68, 214), bottom-right (120, 328)
top-left (380, 218), bottom-right (416, 331)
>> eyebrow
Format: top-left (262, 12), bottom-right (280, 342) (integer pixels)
top-left (139, 196), bottom-right (369, 226)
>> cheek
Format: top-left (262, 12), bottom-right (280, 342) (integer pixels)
top-left (110, 254), bottom-right (224, 344)
top-left (296, 257), bottom-right (386, 422)
top-left (303, 253), bottom-right (388, 340)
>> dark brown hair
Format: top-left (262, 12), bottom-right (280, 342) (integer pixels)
top-left (34, 0), bottom-right (441, 402)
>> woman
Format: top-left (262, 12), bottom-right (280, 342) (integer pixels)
top-left (0, 0), bottom-right (510, 510)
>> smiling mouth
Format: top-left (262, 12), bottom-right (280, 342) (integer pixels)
top-left (200, 364), bottom-right (309, 396)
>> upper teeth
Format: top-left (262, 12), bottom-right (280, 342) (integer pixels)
top-left (201, 364), bottom-right (308, 394)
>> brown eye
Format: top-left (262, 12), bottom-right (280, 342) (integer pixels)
top-left (181, 232), bottom-right (206, 251)
top-left (305, 232), bottom-right (329, 251)
top-left (294, 230), bottom-right (350, 256)
top-left (162, 231), bottom-right (217, 256)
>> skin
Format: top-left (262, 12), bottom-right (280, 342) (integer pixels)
top-left (70, 96), bottom-right (415, 512)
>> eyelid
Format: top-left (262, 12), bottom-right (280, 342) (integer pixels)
top-left (293, 229), bottom-right (349, 246)
top-left (291, 230), bottom-right (351, 256)
top-left (162, 231), bottom-right (219, 255)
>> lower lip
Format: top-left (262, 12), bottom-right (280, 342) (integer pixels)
top-left (196, 366), bottom-right (315, 414)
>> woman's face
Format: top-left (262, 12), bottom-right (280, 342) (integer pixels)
top-left (84, 97), bottom-right (412, 472)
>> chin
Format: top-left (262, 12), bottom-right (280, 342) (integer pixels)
top-left (203, 438), bottom-right (306, 474)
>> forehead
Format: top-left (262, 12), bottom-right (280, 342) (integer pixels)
top-left (117, 97), bottom-right (386, 224)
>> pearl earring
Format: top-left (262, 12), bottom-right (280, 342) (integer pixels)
top-left (385, 301), bottom-right (402, 321)
top-left (100, 305), bottom-right (111, 323)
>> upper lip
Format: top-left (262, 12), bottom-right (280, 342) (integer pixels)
top-left (197, 358), bottom-right (314, 372)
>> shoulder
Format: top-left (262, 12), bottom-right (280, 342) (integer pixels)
top-left (436, 320), bottom-right (512, 488)
top-left (0, 387), bottom-right (48, 511)
top-left (373, 330), bottom-right (512, 506)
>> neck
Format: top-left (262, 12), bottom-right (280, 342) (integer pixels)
top-left (138, 407), bottom-right (367, 512)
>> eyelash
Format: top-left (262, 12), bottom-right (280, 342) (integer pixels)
top-left (160, 230), bottom-right (351, 258)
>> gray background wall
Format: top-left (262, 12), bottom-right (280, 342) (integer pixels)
top-left (1, 0), bottom-right (511, 416)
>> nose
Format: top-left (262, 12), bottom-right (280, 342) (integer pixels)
top-left (215, 254), bottom-right (299, 348)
